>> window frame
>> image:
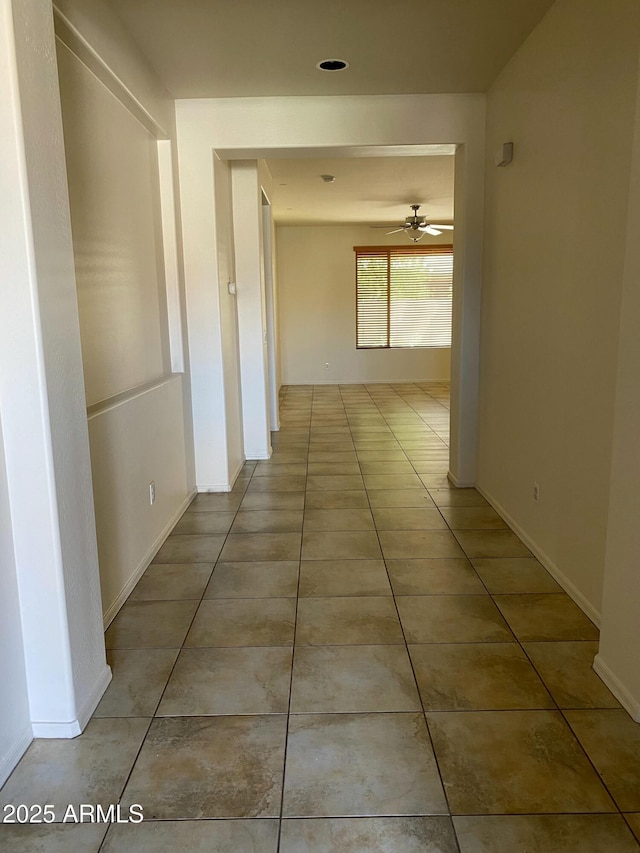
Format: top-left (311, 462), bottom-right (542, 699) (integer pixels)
top-left (354, 244), bottom-right (454, 350)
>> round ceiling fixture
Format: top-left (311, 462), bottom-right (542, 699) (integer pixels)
top-left (316, 59), bottom-right (349, 72)
top-left (320, 174), bottom-right (335, 183)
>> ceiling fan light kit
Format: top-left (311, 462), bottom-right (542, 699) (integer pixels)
top-left (386, 204), bottom-right (454, 243)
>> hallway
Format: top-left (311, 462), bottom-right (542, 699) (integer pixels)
top-left (1, 382), bottom-right (639, 851)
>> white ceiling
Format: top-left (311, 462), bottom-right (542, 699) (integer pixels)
top-left (266, 155), bottom-right (455, 226)
top-left (109, 0), bottom-right (555, 98)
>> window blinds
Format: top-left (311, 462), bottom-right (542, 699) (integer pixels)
top-left (355, 245), bottom-right (453, 349)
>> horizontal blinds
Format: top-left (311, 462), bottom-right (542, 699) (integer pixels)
top-left (355, 246), bottom-right (453, 349)
top-left (356, 251), bottom-right (389, 348)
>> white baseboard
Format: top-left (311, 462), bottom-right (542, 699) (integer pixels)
top-left (0, 726), bottom-right (33, 787)
top-left (476, 484), bottom-right (601, 628)
top-left (447, 470), bottom-right (476, 488)
top-left (282, 378), bottom-right (451, 386)
top-left (244, 449), bottom-right (272, 460)
top-left (593, 655), bottom-right (640, 722)
top-left (102, 490), bottom-right (197, 628)
top-left (198, 483), bottom-right (233, 493)
top-left (31, 663), bottom-right (113, 739)
top-left (229, 457), bottom-right (246, 487)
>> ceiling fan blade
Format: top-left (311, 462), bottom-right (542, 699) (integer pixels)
top-left (386, 228), bottom-right (405, 235)
top-left (424, 226), bottom-right (442, 235)
top-left (430, 224), bottom-right (454, 230)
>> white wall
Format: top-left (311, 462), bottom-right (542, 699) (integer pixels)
top-left (478, 0), bottom-right (640, 619)
top-left (57, 41), bottom-right (170, 405)
top-left (0, 0), bottom-right (109, 756)
top-left (214, 155), bottom-right (245, 485)
top-left (0, 414), bottom-right (31, 786)
top-left (596, 46), bottom-right (640, 720)
top-left (175, 93), bottom-right (485, 484)
top-left (232, 161), bottom-right (271, 458)
top-left (277, 225), bottom-right (451, 384)
top-left (55, 2), bottom-right (195, 622)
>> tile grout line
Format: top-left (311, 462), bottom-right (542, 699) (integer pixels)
top-left (339, 383), bottom-right (460, 842)
top-left (275, 386), bottom-right (309, 852)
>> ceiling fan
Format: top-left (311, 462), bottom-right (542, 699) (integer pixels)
top-left (384, 204), bottom-right (454, 243)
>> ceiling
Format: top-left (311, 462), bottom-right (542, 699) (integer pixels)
top-left (266, 155), bottom-right (455, 226)
top-left (109, 0), bottom-right (555, 98)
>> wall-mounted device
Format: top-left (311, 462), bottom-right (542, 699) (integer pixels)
top-left (495, 142), bottom-right (514, 167)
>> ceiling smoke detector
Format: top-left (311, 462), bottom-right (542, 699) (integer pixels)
top-left (316, 59), bottom-right (349, 72)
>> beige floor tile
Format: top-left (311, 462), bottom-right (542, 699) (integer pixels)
top-left (120, 716), bottom-right (286, 818)
top-left (307, 462), bottom-right (361, 476)
top-left (302, 530), bottom-right (382, 560)
top-left (219, 532), bottom-right (301, 562)
top-left (352, 440), bottom-right (401, 450)
top-left (627, 814), bottom-right (640, 843)
top-left (185, 597), bottom-right (296, 647)
top-left (247, 475), bottom-right (307, 493)
top-left (378, 530), bottom-right (465, 559)
top-left (240, 491), bottom-right (305, 510)
top-left (372, 506), bottom-right (448, 530)
top-left (267, 452), bottom-right (308, 464)
top-left (0, 718), bottom-right (150, 821)
top-left (367, 489), bottom-right (435, 508)
top-left (172, 512), bottom-right (235, 534)
top-left (230, 510), bottom-right (304, 533)
top-left (454, 529), bottom-right (531, 558)
top-left (204, 561), bottom-right (299, 598)
top-left (429, 488), bottom-right (489, 507)
top-left (494, 593), bottom-right (599, 641)
top-left (306, 475), bottom-right (365, 491)
top-left (439, 506), bottom-right (507, 530)
top-left (230, 477), bottom-right (250, 493)
top-left (420, 473), bottom-right (452, 488)
top-left (355, 450), bottom-right (408, 461)
top-left (188, 492), bottom-right (243, 512)
top-left (291, 645), bottom-right (420, 712)
top-left (280, 817), bottom-right (458, 852)
top-left (296, 596), bottom-right (403, 645)
top-left (129, 563), bottom-right (212, 600)
top-left (307, 447), bottom-right (356, 458)
top-left (364, 473), bottom-right (424, 490)
top-left (94, 649), bottom-right (179, 717)
top-left (153, 534), bottom-right (225, 564)
top-left (427, 710), bottom-right (615, 814)
top-left (253, 462), bottom-right (307, 477)
top-left (565, 709), bottom-right (640, 811)
top-left (358, 460), bottom-right (416, 475)
top-left (472, 557), bottom-right (562, 593)
top-left (0, 825), bottom-right (108, 852)
top-left (102, 820), bottom-right (279, 853)
top-left (524, 641), bottom-right (620, 708)
top-left (283, 713), bottom-right (447, 817)
top-left (299, 559), bottom-right (390, 597)
top-left (411, 461), bottom-right (449, 474)
top-left (303, 508), bottom-right (374, 531)
top-left (105, 600), bottom-right (198, 649)
top-left (453, 815), bottom-right (640, 853)
top-left (387, 558), bottom-right (486, 595)
top-left (304, 490), bottom-right (369, 509)
top-left (157, 647), bottom-right (293, 715)
top-left (410, 643), bottom-right (553, 710)
top-left (397, 595), bottom-right (514, 643)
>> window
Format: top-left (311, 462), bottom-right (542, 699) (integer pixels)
top-left (355, 245), bottom-right (453, 349)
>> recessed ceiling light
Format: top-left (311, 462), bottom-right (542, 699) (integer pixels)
top-left (316, 59), bottom-right (349, 72)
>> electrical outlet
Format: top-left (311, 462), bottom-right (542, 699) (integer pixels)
top-left (149, 481), bottom-right (156, 505)
top-left (533, 482), bottom-right (540, 503)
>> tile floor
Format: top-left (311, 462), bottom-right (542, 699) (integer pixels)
top-left (2, 382), bottom-right (640, 852)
